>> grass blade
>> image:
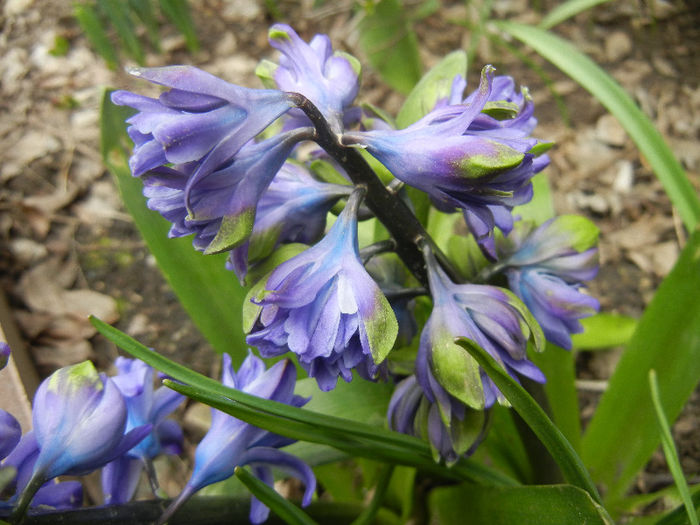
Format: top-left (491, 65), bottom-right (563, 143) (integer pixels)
top-left (649, 369), bottom-right (698, 525)
top-left (494, 21), bottom-right (700, 231)
top-left (581, 227), bottom-right (700, 506)
top-left (235, 467), bottom-right (319, 525)
top-left (74, 2), bottom-right (119, 69)
top-left (539, 0), bottom-right (613, 29)
top-left (98, 0), bottom-right (145, 64)
top-left (456, 337), bottom-right (603, 505)
top-left (159, 0), bottom-right (199, 52)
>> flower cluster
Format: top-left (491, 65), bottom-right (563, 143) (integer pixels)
top-left (111, 22), bottom-right (599, 471)
top-left (1, 345), bottom-right (314, 523)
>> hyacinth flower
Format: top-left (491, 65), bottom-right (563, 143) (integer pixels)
top-left (111, 65), bottom-right (296, 181)
top-left (228, 162), bottom-right (353, 283)
top-left (101, 357), bottom-right (185, 505)
top-left (2, 432), bottom-right (83, 510)
top-left (262, 24), bottom-right (361, 134)
top-left (158, 352), bottom-right (315, 525)
top-left (418, 246), bottom-right (545, 410)
top-left (10, 361), bottom-right (151, 519)
top-left (388, 375), bottom-right (486, 465)
top-left (0, 341), bottom-right (9, 370)
top-left (497, 216), bottom-right (600, 349)
top-left (344, 66), bottom-right (547, 260)
top-left (0, 410), bottom-right (21, 462)
top-left (246, 189), bottom-right (399, 391)
top-left (140, 126), bottom-right (314, 254)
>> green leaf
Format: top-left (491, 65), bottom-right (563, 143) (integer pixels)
top-left (0, 467), bottom-right (16, 494)
top-left (429, 483), bottom-right (611, 525)
top-left (128, 0), bottom-right (161, 51)
top-left (90, 315), bottom-right (517, 487)
top-left (656, 489), bottom-right (700, 525)
top-left (74, 2), bottom-right (119, 69)
top-left (476, 405), bottom-right (533, 483)
top-left (539, 0), bottom-right (613, 29)
top-left (495, 21), bottom-right (700, 231)
top-left (396, 49), bottom-right (467, 128)
top-left (99, 90), bottom-right (248, 362)
top-left (358, 0), bottom-right (422, 95)
top-left (159, 0), bottom-right (199, 52)
top-left (235, 467), bottom-right (319, 525)
top-left (529, 343), bottom-right (581, 452)
top-left (98, 0), bottom-right (145, 64)
top-left (581, 227), bottom-right (700, 506)
top-left (572, 313), bottom-right (638, 350)
top-left (649, 369), bottom-right (699, 525)
top-left (455, 337), bottom-right (604, 506)
top-left (511, 172), bottom-right (555, 225)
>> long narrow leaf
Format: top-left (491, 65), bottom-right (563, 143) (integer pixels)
top-left (539, 0), bottom-right (613, 29)
top-left (100, 90), bottom-right (248, 362)
top-left (159, 0), bottom-right (199, 52)
top-left (456, 337), bottom-right (603, 505)
top-left (429, 483), bottom-right (611, 524)
top-left (98, 0), bottom-right (145, 64)
top-left (529, 344), bottom-right (581, 452)
top-left (649, 370), bottom-right (698, 525)
top-left (495, 21), bottom-right (700, 231)
top-left (357, 0), bottom-right (422, 95)
top-left (235, 467), bottom-right (319, 525)
top-left (74, 3), bottom-right (119, 69)
top-left (90, 315), bottom-right (517, 487)
top-left (581, 227), bottom-right (700, 506)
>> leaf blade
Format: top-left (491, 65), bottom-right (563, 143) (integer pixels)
top-left (495, 21), bottom-right (700, 231)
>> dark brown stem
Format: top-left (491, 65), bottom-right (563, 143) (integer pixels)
top-left (289, 92), bottom-right (461, 287)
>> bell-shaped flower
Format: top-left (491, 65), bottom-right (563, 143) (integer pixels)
top-left (246, 190), bottom-right (399, 391)
top-left (11, 361), bottom-right (151, 518)
top-left (343, 66), bottom-right (543, 260)
top-left (498, 216), bottom-right (600, 349)
top-left (1, 432), bottom-right (83, 510)
top-left (228, 162), bottom-right (353, 283)
top-left (158, 352), bottom-right (315, 525)
top-left (111, 66), bottom-right (296, 178)
top-left (388, 375), bottom-right (486, 465)
top-left (141, 127), bottom-right (313, 254)
top-left (0, 410), bottom-right (20, 462)
top-left (101, 357), bottom-right (185, 505)
top-left (418, 247), bottom-right (545, 409)
top-left (0, 342), bottom-right (9, 370)
top-left (265, 24), bottom-right (361, 134)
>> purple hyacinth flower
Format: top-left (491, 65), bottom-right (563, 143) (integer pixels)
top-left (11, 361), bottom-right (151, 518)
top-left (388, 375), bottom-right (486, 464)
top-left (246, 190), bottom-right (399, 391)
top-left (111, 66), bottom-right (296, 179)
top-left (101, 357), bottom-right (184, 505)
top-left (0, 409), bottom-right (21, 461)
top-left (2, 432), bottom-right (83, 510)
top-left (228, 162), bottom-right (353, 283)
top-left (158, 352), bottom-right (315, 525)
top-left (267, 24), bottom-right (361, 134)
top-left (0, 342), bottom-right (9, 370)
top-left (498, 216), bottom-right (600, 349)
top-left (344, 67), bottom-right (543, 260)
top-left (419, 247), bottom-right (545, 409)
top-left (141, 126), bottom-right (313, 254)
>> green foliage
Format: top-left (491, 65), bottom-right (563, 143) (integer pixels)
top-left (649, 370), bottom-right (699, 525)
top-left (357, 0), bottom-right (423, 95)
top-left (581, 227), bottom-right (700, 507)
top-left (74, 0), bottom-right (199, 69)
top-left (429, 483), bottom-right (611, 524)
